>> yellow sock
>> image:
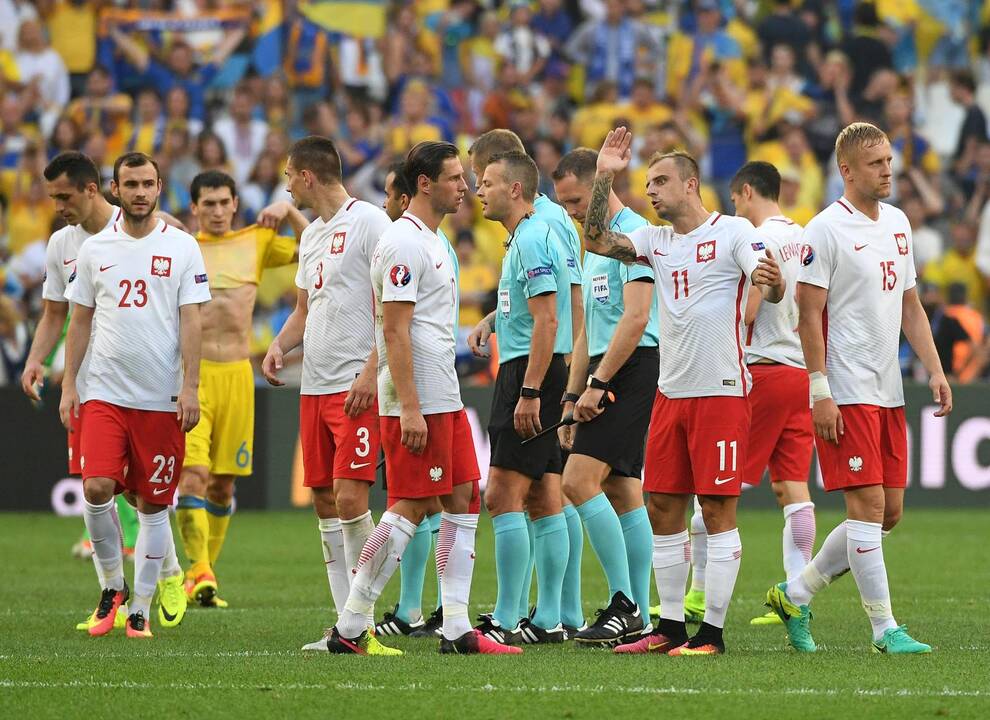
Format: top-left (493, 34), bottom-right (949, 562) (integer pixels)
top-left (176, 495), bottom-right (211, 575)
top-left (206, 500), bottom-right (233, 567)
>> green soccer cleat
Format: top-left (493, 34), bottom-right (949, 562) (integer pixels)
top-left (872, 626), bottom-right (931, 654)
top-left (765, 582), bottom-right (816, 653)
top-left (750, 610), bottom-right (783, 626)
top-left (683, 589), bottom-right (705, 623)
top-left (648, 604), bottom-right (661, 622)
top-left (157, 572), bottom-right (188, 628)
top-left (320, 628), bottom-right (404, 656)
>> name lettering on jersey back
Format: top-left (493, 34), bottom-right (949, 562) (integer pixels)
top-left (151, 256), bottom-right (172, 277)
top-left (696, 241), bottom-right (716, 263)
top-left (777, 241), bottom-right (801, 263)
top-left (330, 232), bottom-right (346, 255)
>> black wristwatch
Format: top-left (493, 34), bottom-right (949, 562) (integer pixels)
top-left (520, 386), bottom-right (541, 399)
top-left (586, 375), bottom-right (610, 391)
top-left (560, 392), bottom-right (580, 406)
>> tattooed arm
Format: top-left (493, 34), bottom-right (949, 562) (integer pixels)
top-left (584, 171), bottom-right (639, 262)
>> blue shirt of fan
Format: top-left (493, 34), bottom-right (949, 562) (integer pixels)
top-left (495, 214), bottom-right (572, 364)
top-left (582, 208), bottom-right (660, 357)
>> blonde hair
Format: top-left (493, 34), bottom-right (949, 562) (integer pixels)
top-left (835, 122), bottom-right (889, 166)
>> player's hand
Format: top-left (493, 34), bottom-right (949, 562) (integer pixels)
top-left (262, 340), bottom-right (285, 386)
top-left (514, 396), bottom-right (541, 439)
top-left (573, 387), bottom-right (606, 423)
top-left (20, 359), bottom-right (45, 402)
top-left (753, 248), bottom-right (782, 289)
top-left (597, 127), bottom-right (633, 175)
top-left (400, 409), bottom-right (428, 455)
top-left (468, 318), bottom-right (492, 358)
top-left (929, 373), bottom-right (953, 417)
top-left (812, 397), bottom-right (843, 444)
top-left (558, 402), bottom-right (575, 450)
top-left (58, 383), bottom-right (80, 431)
top-left (176, 385), bottom-right (200, 432)
top-left (257, 201), bottom-right (291, 230)
top-left (345, 368), bottom-right (377, 417)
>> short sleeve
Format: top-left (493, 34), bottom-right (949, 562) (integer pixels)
top-left (627, 225), bottom-right (654, 262)
top-left (564, 220), bottom-right (582, 284)
top-left (517, 227), bottom-right (558, 298)
top-left (178, 240), bottom-right (213, 306)
top-left (262, 232), bottom-right (297, 270)
top-left (902, 226), bottom-right (917, 292)
top-left (620, 259), bottom-right (655, 284)
top-left (42, 237), bottom-right (67, 302)
top-left (797, 220), bottom-right (832, 290)
top-left (64, 246), bottom-right (95, 308)
top-left (360, 210), bottom-right (392, 261)
top-left (729, 221), bottom-right (763, 279)
top-left (379, 240), bottom-right (424, 303)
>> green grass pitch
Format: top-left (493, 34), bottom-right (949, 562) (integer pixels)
top-left (2, 509), bottom-right (988, 719)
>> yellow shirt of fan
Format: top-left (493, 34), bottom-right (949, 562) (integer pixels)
top-left (196, 226), bottom-right (297, 289)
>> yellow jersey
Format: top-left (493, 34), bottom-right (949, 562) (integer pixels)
top-left (196, 225), bottom-right (297, 289)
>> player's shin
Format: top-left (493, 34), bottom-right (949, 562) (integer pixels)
top-left (133, 510), bottom-right (172, 620)
top-left (492, 512), bottom-right (531, 630)
top-left (620, 507), bottom-right (653, 623)
top-left (517, 514), bottom-right (536, 621)
top-left (337, 511), bottom-right (416, 639)
top-left (318, 518), bottom-right (349, 615)
top-left (395, 516), bottom-right (432, 624)
top-left (205, 499), bottom-right (233, 567)
top-left (688, 503), bottom-right (707, 593)
top-left (438, 512), bottom-right (479, 640)
top-left (782, 502), bottom-right (816, 581)
top-left (703, 528), bottom-right (742, 629)
top-left (176, 495), bottom-right (210, 575)
top-left (788, 520), bottom-right (849, 605)
top-left (577, 494), bottom-right (631, 600)
top-left (561, 504), bottom-right (585, 629)
top-left (846, 519), bottom-right (897, 640)
top-left (84, 498), bottom-right (125, 590)
top-left (653, 530), bottom-right (690, 633)
top-left (340, 510), bottom-right (377, 628)
top-left (531, 513), bottom-right (569, 630)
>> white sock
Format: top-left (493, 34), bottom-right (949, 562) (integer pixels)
top-left (438, 512), bottom-right (479, 641)
top-left (337, 511), bottom-right (416, 638)
top-left (782, 502), bottom-right (816, 581)
top-left (341, 511), bottom-right (377, 627)
top-left (846, 519), bottom-right (897, 640)
top-left (318, 518), bottom-right (350, 615)
top-left (704, 528), bottom-right (742, 629)
top-left (788, 521), bottom-right (849, 605)
top-left (84, 498), bottom-right (124, 590)
top-left (133, 510), bottom-right (171, 619)
top-left (159, 528), bottom-right (182, 579)
top-left (652, 531), bottom-right (691, 622)
top-left (689, 502), bottom-right (707, 592)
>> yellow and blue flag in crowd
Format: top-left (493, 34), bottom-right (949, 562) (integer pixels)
top-left (298, 0), bottom-right (386, 39)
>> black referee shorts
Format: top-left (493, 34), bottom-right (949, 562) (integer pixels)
top-left (571, 345), bottom-right (659, 478)
top-left (488, 354), bottom-right (568, 480)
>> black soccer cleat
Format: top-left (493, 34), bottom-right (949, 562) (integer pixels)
top-left (409, 606), bottom-right (443, 638)
top-left (375, 605), bottom-right (425, 637)
top-left (474, 612), bottom-right (520, 645)
top-left (439, 629), bottom-right (523, 655)
top-left (517, 617), bottom-right (566, 644)
top-left (574, 591), bottom-right (645, 647)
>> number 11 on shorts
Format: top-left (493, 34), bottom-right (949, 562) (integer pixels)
top-left (716, 440), bottom-right (737, 472)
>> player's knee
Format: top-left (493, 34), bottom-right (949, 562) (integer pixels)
top-left (699, 496), bottom-right (737, 534)
top-left (83, 477), bottom-right (115, 504)
top-left (882, 505), bottom-right (902, 531)
top-left (178, 467), bottom-right (208, 495)
top-left (482, 481), bottom-right (516, 516)
top-left (311, 487), bottom-right (337, 518)
top-left (206, 476), bottom-right (235, 505)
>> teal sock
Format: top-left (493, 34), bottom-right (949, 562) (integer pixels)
top-left (493, 512), bottom-right (530, 630)
top-left (395, 516), bottom-right (432, 624)
top-left (620, 506), bottom-right (653, 620)
top-left (561, 504), bottom-right (585, 627)
top-left (577, 494), bottom-right (631, 600)
top-left (531, 513), bottom-right (569, 630)
top-left (430, 512), bottom-right (442, 611)
top-left (517, 514), bottom-right (536, 620)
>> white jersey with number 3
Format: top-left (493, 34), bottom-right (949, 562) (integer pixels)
top-left (745, 216), bottom-right (805, 368)
top-left (628, 212), bottom-right (764, 398)
top-left (798, 198), bottom-right (916, 407)
top-left (65, 220), bottom-right (211, 412)
top-left (295, 198), bottom-right (391, 395)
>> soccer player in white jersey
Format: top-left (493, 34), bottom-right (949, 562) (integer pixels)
top-left (21, 151), bottom-right (187, 632)
top-left (584, 128), bottom-right (785, 656)
top-left (684, 161), bottom-right (818, 627)
top-left (766, 123), bottom-right (951, 655)
top-left (323, 141), bottom-right (517, 656)
top-left (260, 137), bottom-right (390, 647)
top-left (60, 152), bottom-right (211, 638)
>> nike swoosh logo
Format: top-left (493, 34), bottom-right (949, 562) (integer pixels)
top-left (145, 554), bottom-right (164, 560)
top-left (714, 476), bottom-right (735, 485)
top-left (854, 244), bottom-right (869, 251)
top-left (855, 546), bottom-right (879, 554)
top-left (160, 606), bottom-right (177, 621)
top-left (99, 264), bottom-right (117, 272)
top-left (435, 261), bottom-right (443, 269)
top-left (350, 461), bottom-right (371, 470)
top-left (152, 487), bottom-right (171, 495)
top-left (653, 249), bottom-right (668, 256)
top-left (63, 258), bottom-right (76, 265)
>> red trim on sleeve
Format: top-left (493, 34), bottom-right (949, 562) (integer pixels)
top-left (835, 199), bottom-right (853, 214)
top-left (734, 273), bottom-right (748, 396)
top-left (346, 198), bottom-right (359, 212)
top-left (160, 221), bottom-right (168, 233)
top-left (710, 212), bottom-right (722, 225)
top-left (399, 214), bottom-right (422, 230)
top-left (745, 320), bottom-right (754, 346)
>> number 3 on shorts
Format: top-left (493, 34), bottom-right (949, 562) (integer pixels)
top-left (150, 454), bottom-right (176, 484)
top-left (355, 427), bottom-right (370, 458)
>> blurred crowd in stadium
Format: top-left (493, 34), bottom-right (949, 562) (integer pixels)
top-left (1, 0), bottom-right (990, 388)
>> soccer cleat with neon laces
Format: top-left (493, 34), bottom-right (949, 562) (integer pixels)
top-left (614, 628), bottom-right (684, 655)
top-left (683, 589), bottom-right (706, 623)
top-left (376, 605), bottom-right (425, 637)
top-left (439, 629), bottom-right (523, 655)
top-left (156, 572), bottom-right (187, 627)
top-left (410, 606), bottom-right (443, 638)
top-left (125, 611), bottom-right (153, 639)
top-left (750, 610), bottom-right (783, 626)
top-left (574, 591), bottom-right (644, 646)
top-left (765, 582), bottom-right (816, 652)
top-left (872, 626), bottom-right (931, 654)
top-left (88, 582), bottom-right (130, 636)
top-left (322, 628), bottom-right (403, 655)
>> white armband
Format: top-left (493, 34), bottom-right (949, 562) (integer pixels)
top-left (809, 371), bottom-right (831, 402)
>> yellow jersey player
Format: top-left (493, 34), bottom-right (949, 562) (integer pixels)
top-left (176, 171), bottom-right (305, 607)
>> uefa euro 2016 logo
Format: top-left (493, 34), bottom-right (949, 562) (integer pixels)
top-left (390, 264), bottom-right (412, 287)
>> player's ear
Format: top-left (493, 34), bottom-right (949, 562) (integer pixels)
top-left (110, 180), bottom-right (120, 198)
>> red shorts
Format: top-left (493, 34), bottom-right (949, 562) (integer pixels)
top-left (79, 400), bottom-right (185, 505)
top-left (816, 404), bottom-right (907, 492)
top-left (67, 406), bottom-right (83, 476)
top-left (643, 392), bottom-right (751, 497)
top-left (382, 409), bottom-right (479, 502)
top-left (744, 364), bottom-right (814, 485)
top-left (299, 392), bottom-right (381, 488)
